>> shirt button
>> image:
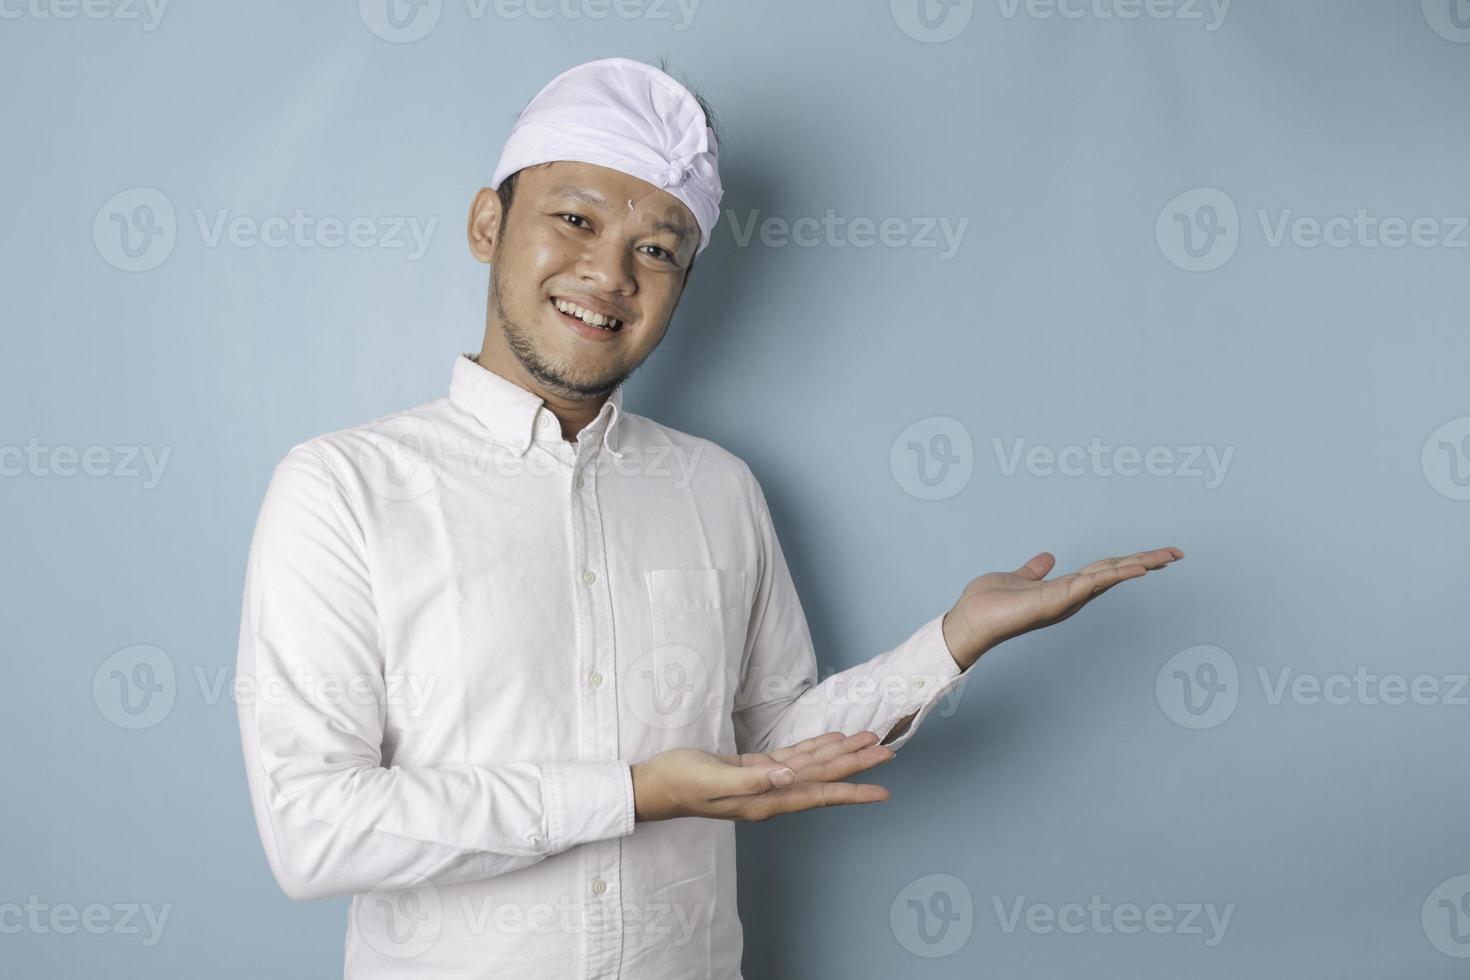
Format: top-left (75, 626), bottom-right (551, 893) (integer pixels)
top-left (589, 671), bottom-right (603, 688)
top-left (912, 676), bottom-right (926, 688)
top-left (591, 878), bottom-right (607, 896)
top-left (538, 413), bottom-right (551, 428)
top-left (583, 569), bottom-right (597, 585)
top-left (575, 474), bottom-right (585, 489)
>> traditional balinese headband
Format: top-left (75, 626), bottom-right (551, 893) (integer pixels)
top-left (490, 57), bottom-right (723, 256)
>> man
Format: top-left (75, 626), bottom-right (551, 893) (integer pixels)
top-left (235, 56), bottom-right (1181, 978)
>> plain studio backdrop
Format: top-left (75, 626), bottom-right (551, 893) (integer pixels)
top-left (3, 1), bottom-right (1468, 977)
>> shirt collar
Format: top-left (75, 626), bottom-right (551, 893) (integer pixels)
top-left (448, 353), bottom-right (627, 458)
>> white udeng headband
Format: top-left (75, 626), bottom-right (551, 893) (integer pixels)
top-left (490, 57), bottom-right (723, 257)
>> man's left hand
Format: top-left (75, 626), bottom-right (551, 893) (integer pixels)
top-left (940, 547), bottom-right (1184, 670)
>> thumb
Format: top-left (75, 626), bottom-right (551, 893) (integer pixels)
top-left (1016, 551), bottom-right (1055, 580)
top-left (746, 766), bottom-right (796, 793)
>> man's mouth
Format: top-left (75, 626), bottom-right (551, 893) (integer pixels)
top-left (551, 297), bottom-right (624, 334)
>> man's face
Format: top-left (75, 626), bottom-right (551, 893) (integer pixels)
top-left (470, 160), bottom-right (700, 401)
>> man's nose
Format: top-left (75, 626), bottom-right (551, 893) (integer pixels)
top-left (575, 233), bottom-right (636, 295)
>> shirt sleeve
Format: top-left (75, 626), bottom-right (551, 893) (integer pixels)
top-left (731, 465), bottom-right (970, 756)
top-left (235, 445), bottom-right (636, 903)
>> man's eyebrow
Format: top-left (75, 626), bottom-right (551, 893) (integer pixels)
top-left (549, 184), bottom-right (691, 244)
top-left (551, 184), bottom-right (613, 209)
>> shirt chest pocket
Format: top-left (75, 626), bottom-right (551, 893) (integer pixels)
top-left (633, 567), bottom-right (748, 743)
top-left (647, 566), bottom-right (747, 644)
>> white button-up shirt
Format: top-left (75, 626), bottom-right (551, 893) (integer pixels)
top-left (236, 353), bottom-right (966, 979)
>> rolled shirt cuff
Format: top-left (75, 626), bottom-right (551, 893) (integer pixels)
top-left (541, 760), bottom-right (637, 852)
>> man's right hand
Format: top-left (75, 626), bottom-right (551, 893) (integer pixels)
top-left (630, 730), bottom-right (895, 823)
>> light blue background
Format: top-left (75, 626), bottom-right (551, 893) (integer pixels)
top-left (3, 1), bottom-right (1468, 977)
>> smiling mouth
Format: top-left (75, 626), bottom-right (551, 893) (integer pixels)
top-left (550, 297), bottom-right (624, 332)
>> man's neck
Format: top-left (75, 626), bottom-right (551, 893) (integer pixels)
top-left (470, 343), bottom-right (607, 443)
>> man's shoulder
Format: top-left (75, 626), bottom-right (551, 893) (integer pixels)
top-left (270, 396), bottom-right (460, 487)
top-left (617, 410), bottom-right (757, 493)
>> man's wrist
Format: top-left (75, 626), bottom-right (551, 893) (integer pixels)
top-left (941, 609), bottom-right (988, 671)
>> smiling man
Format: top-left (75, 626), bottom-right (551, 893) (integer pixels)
top-left (235, 56), bottom-right (1181, 979)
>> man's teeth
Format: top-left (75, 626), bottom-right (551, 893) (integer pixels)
top-left (554, 298), bottom-right (622, 330)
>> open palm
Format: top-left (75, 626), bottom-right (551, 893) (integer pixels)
top-left (943, 547), bottom-right (1183, 667)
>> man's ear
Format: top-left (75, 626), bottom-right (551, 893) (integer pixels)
top-left (467, 187), bottom-right (504, 264)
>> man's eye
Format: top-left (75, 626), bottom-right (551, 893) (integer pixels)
top-left (559, 213), bottom-right (590, 229)
top-left (641, 245), bottom-right (675, 262)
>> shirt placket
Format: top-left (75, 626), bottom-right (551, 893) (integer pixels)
top-left (560, 421), bottom-right (624, 979)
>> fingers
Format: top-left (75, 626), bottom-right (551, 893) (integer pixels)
top-left (749, 780), bottom-right (892, 820)
top-left (1074, 547), bottom-right (1182, 577)
top-left (715, 732), bottom-right (896, 811)
top-left (764, 730), bottom-right (848, 766)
